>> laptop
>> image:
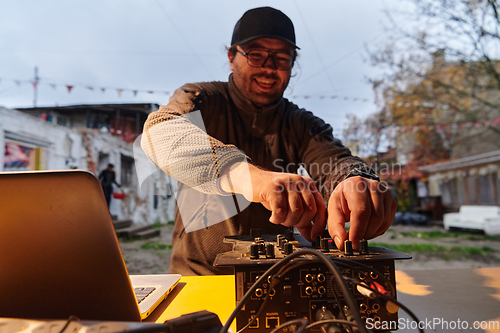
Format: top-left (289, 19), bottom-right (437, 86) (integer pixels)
top-left (0, 170), bottom-right (180, 321)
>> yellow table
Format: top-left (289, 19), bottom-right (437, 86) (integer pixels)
top-left (147, 275), bottom-right (236, 330)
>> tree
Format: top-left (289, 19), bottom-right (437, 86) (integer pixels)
top-left (367, 0), bottom-right (500, 161)
top-left (342, 107), bottom-right (395, 159)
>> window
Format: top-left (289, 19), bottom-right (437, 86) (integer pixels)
top-left (57, 116), bottom-right (68, 127)
top-left (121, 155), bottom-right (136, 187)
top-left (479, 174), bottom-right (494, 204)
top-left (439, 181), bottom-right (453, 205)
top-left (456, 179), bottom-right (465, 205)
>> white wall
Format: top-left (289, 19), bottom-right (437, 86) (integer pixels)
top-left (1, 106), bottom-right (176, 225)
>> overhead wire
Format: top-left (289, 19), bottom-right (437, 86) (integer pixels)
top-left (153, 0), bottom-right (213, 78)
top-left (292, 0), bottom-right (345, 112)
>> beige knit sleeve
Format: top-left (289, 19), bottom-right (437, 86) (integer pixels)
top-left (141, 87), bottom-right (247, 195)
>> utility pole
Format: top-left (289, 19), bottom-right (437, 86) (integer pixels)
top-left (33, 66), bottom-right (39, 107)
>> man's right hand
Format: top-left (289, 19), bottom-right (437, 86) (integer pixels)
top-left (220, 162), bottom-right (326, 241)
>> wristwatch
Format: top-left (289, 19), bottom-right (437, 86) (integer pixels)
top-left (342, 167), bottom-right (380, 182)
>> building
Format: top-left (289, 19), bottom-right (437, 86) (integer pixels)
top-left (1, 104), bottom-right (176, 225)
top-left (419, 150), bottom-right (500, 209)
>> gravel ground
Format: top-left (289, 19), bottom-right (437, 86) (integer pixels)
top-left (118, 223), bottom-right (500, 274)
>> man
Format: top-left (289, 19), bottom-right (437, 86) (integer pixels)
top-left (141, 7), bottom-right (396, 275)
top-left (98, 164), bottom-right (120, 208)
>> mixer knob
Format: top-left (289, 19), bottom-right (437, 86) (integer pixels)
top-left (320, 238), bottom-right (330, 252)
top-left (266, 243), bottom-right (275, 259)
top-left (344, 240), bottom-right (353, 256)
top-left (359, 239), bottom-right (369, 255)
top-left (250, 243), bottom-right (259, 259)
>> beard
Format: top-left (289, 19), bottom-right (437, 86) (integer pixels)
top-left (245, 73), bottom-right (288, 106)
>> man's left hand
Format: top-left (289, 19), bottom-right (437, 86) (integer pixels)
top-left (327, 176), bottom-right (397, 250)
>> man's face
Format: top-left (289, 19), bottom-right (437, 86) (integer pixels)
top-left (228, 38), bottom-right (294, 107)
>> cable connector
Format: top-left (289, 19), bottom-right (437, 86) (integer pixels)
top-left (356, 282), bottom-right (376, 299)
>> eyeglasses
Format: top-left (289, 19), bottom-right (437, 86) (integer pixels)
top-left (236, 49), bottom-right (294, 70)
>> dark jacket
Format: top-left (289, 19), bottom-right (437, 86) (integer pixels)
top-left (142, 74), bottom-right (371, 275)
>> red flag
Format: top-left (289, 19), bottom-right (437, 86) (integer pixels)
top-left (31, 81), bottom-right (38, 89)
top-left (66, 85), bottom-right (73, 93)
top-left (493, 118), bottom-right (500, 126)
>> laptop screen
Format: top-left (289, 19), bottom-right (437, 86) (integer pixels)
top-left (0, 170), bottom-right (143, 321)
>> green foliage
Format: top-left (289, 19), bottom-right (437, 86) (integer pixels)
top-left (151, 220), bottom-right (175, 228)
top-left (370, 242), bottom-right (496, 260)
top-left (140, 242), bottom-right (173, 250)
top-left (399, 230), bottom-right (500, 241)
top-left (151, 221), bottom-right (164, 229)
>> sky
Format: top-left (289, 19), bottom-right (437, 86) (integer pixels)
top-left (0, 0), bottom-right (403, 139)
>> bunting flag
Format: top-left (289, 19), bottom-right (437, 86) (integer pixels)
top-left (0, 76), bottom-right (496, 108)
top-left (0, 76), bottom-right (377, 102)
top-left (407, 119), bottom-right (500, 132)
top-left (347, 117), bottom-right (500, 136)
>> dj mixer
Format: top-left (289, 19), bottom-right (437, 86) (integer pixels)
top-left (214, 229), bottom-right (411, 332)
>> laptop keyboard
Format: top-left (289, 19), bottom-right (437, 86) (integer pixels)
top-left (134, 287), bottom-right (156, 304)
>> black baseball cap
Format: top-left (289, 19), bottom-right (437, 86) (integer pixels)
top-left (231, 7), bottom-right (300, 49)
